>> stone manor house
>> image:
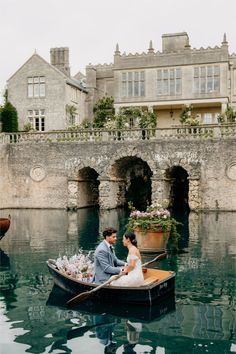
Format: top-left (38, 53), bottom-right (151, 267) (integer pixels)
top-left (6, 31), bottom-right (236, 131)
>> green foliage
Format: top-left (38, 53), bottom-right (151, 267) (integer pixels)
top-left (138, 111), bottom-right (157, 129)
top-left (217, 104), bottom-right (236, 124)
top-left (93, 96), bottom-right (115, 128)
top-left (66, 104), bottom-right (78, 126)
top-left (23, 122), bottom-right (34, 132)
top-left (1, 101), bottom-right (18, 132)
top-left (79, 119), bottom-right (94, 129)
top-left (179, 105), bottom-right (199, 126)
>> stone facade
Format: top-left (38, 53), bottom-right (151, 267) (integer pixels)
top-left (0, 134), bottom-right (235, 211)
top-left (7, 49), bottom-right (87, 132)
top-left (6, 32), bottom-right (236, 131)
top-left (86, 32), bottom-right (236, 127)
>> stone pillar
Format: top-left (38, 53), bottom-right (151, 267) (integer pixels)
top-left (67, 179), bottom-right (78, 210)
top-left (99, 177), bottom-right (126, 209)
top-left (148, 105), bottom-right (154, 113)
top-left (151, 177), bottom-right (169, 205)
top-left (221, 102), bottom-right (227, 113)
top-left (188, 177), bottom-right (200, 210)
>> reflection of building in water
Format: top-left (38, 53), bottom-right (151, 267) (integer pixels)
top-left (188, 211), bottom-right (200, 240)
top-left (67, 211), bottom-right (79, 239)
top-left (199, 212), bottom-right (236, 258)
top-left (146, 303), bottom-right (234, 342)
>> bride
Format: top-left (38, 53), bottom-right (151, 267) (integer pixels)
top-left (110, 231), bottom-right (144, 287)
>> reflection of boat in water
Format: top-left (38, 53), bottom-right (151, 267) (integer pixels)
top-left (47, 284), bottom-right (176, 322)
top-left (47, 259), bottom-right (175, 306)
top-left (0, 248), bottom-right (18, 290)
top-left (0, 215), bottom-right (11, 240)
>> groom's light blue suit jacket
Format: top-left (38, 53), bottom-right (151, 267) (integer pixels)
top-left (94, 240), bottom-right (125, 284)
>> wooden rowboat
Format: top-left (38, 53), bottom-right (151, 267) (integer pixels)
top-left (47, 259), bottom-right (175, 306)
top-left (0, 215), bottom-right (11, 240)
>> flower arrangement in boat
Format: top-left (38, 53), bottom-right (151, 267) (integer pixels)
top-left (126, 201), bottom-right (180, 244)
top-left (55, 250), bottom-right (94, 281)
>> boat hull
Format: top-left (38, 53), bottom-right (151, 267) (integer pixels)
top-left (47, 261), bottom-right (175, 306)
top-left (0, 217), bottom-right (11, 240)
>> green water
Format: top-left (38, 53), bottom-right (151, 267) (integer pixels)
top-left (0, 208), bottom-right (235, 354)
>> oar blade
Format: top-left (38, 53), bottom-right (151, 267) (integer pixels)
top-left (67, 291), bottom-right (90, 308)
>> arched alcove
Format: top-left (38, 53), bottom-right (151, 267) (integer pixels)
top-left (110, 157), bottom-right (152, 210)
top-left (165, 166), bottom-right (190, 211)
top-left (77, 167), bottom-right (100, 208)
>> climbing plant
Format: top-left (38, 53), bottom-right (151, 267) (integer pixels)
top-left (93, 96), bottom-right (115, 128)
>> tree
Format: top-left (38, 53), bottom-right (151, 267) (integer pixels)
top-left (1, 101), bottom-right (18, 132)
top-left (93, 96), bottom-right (115, 128)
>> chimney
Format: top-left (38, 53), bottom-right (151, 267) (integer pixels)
top-left (50, 47), bottom-right (70, 77)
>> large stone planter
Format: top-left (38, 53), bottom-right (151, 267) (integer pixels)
top-left (134, 226), bottom-right (170, 253)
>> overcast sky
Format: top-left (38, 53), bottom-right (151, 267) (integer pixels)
top-left (1, 0), bottom-right (236, 102)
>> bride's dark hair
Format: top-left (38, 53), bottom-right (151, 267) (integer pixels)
top-left (124, 231), bottom-right (138, 247)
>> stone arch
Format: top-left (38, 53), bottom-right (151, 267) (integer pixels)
top-left (165, 165), bottom-right (190, 211)
top-left (110, 156), bottom-right (153, 210)
top-left (97, 147), bottom-right (156, 210)
top-left (67, 161), bottom-right (100, 210)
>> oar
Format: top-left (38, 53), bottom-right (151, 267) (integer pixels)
top-left (67, 252), bottom-right (167, 308)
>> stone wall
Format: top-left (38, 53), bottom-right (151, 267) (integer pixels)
top-left (0, 137), bottom-right (235, 211)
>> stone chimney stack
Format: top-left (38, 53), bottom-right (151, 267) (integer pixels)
top-left (50, 47), bottom-right (70, 77)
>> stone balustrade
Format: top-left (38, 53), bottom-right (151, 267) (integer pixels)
top-left (0, 124), bottom-right (235, 144)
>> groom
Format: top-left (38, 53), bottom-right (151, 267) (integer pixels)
top-left (94, 227), bottom-right (126, 284)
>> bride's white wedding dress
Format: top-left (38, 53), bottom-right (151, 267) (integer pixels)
top-left (110, 255), bottom-right (144, 287)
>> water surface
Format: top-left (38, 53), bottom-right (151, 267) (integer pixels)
top-left (0, 208), bottom-right (235, 354)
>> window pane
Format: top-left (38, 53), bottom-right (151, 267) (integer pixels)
top-left (214, 66), bottom-right (220, 76)
top-left (40, 76), bottom-right (45, 83)
top-left (176, 78), bottom-right (181, 94)
top-left (128, 81), bottom-right (133, 96)
top-left (176, 68), bottom-right (181, 78)
top-left (157, 70), bottom-right (162, 80)
top-left (214, 77), bottom-right (220, 91)
top-left (163, 70), bottom-right (168, 79)
top-left (122, 73), bottom-right (126, 81)
top-left (140, 71), bottom-right (145, 80)
top-left (28, 77), bottom-right (33, 83)
top-left (200, 77), bottom-right (206, 93)
top-left (40, 83), bottom-right (45, 97)
top-left (207, 77), bottom-right (213, 92)
top-left (200, 67), bottom-right (206, 77)
top-left (170, 79), bottom-right (175, 95)
top-left (140, 81), bottom-right (145, 96)
top-left (193, 78), bottom-right (199, 93)
top-left (157, 80), bottom-right (162, 95)
top-left (207, 66), bottom-right (213, 76)
top-left (163, 80), bottom-right (168, 94)
top-left (122, 82), bottom-right (126, 96)
top-left (170, 69), bottom-right (174, 79)
top-left (128, 72), bottom-right (133, 81)
top-left (134, 81), bottom-right (139, 96)
top-left (28, 85), bottom-right (33, 97)
top-left (194, 67), bottom-right (199, 78)
top-left (34, 84), bottom-right (39, 97)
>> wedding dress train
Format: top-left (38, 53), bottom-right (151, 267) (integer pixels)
top-left (110, 255), bottom-right (144, 287)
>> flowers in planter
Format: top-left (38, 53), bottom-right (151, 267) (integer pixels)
top-left (126, 201), bottom-right (180, 246)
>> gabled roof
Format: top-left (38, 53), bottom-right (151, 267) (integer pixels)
top-left (7, 52), bottom-right (87, 93)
